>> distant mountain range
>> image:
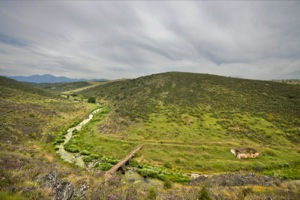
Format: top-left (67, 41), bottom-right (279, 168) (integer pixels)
top-left (6, 74), bottom-right (107, 83)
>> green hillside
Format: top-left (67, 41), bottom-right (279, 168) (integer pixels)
top-left (0, 76), bottom-right (54, 97)
top-left (0, 76), bottom-right (94, 142)
top-left (0, 76), bottom-right (101, 199)
top-left (76, 72), bottom-right (300, 179)
top-left (80, 72), bottom-right (299, 119)
top-left (1, 74), bottom-right (300, 199)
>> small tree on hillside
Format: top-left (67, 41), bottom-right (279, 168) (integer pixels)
top-left (88, 97), bottom-right (96, 103)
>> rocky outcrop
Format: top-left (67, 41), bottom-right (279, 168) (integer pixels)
top-left (42, 171), bottom-right (74, 200)
top-left (41, 171), bottom-right (89, 200)
top-left (231, 148), bottom-right (259, 159)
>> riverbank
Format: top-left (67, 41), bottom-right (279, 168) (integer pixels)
top-left (56, 108), bottom-right (101, 167)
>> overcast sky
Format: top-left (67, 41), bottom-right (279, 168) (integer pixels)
top-left (0, 1), bottom-right (300, 80)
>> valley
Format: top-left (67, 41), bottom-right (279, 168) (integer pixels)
top-left (1, 72), bottom-right (300, 199)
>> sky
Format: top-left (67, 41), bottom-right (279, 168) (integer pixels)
top-left (0, 1), bottom-right (300, 80)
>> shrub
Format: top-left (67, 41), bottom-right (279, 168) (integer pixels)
top-left (88, 97), bottom-right (96, 103)
top-left (99, 163), bottom-right (113, 171)
top-left (129, 159), bottom-right (139, 167)
top-left (148, 188), bottom-right (157, 200)
top-left (64, 144), bottom-right (79, 153)
top-left (163, 179), bottom-right (172, 189)
top-left (80, 150), bottom-right (90, 156)
top-left (83, 156), bottom-right (94, 163)
top-left (53, 139), bottom-right (64, 145)
top-left (239, 187), bottom-right (253, 199)
top-left (164, 162), bottom-right (172, 169)
top-left (197, 186), bottom-right (211, 200)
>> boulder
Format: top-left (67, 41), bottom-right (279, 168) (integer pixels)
top-left (231, 148), bottom-right (259, 159)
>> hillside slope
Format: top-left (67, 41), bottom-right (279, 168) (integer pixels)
top-left (0, 76), bottom-right (103, 199)
top-left (37, 81), bottom-right (92, 93)
top-left (75, 72), bottom-right (300, 179)
top-left (80, 72), bottom-right (300, 143)
top-left (1, 74), bottom-right (299, 199)
top-left (0, 76), bottom-right (91, 142)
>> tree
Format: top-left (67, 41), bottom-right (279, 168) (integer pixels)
top-left (88, 97), bottom-right (96, 103)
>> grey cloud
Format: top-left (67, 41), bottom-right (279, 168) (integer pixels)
top-left (0, 1), bottom-right (300, 79)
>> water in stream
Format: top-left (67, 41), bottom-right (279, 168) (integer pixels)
top-left (56, 108), bottom-right (164, 187)
top-left (56, 108), bottom-right (101, 167)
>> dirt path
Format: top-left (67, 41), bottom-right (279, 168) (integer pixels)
top-left (56, 108), bottom-right (101, 167)
top-left (62, 79), bottom-right (128, 95)
top-left (62, 81), bottom-right (103, 94)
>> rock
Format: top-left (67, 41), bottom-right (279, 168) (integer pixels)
top-left (79, 182), bottom-right (88, 193)
top-left (74, 182), bottom-right (89, 199)
top-left (42, 170), bottom-right (58, 189)
top-left (42, 171), bottom-right (74, 200)
top-left (53, 182), bottom-right (74, 200)
top-left (7, 185), bottom-right (16, 193)
top-left (23, 186), bottom-right (36, 192)
top-left (231, 148), bottom-right (259, 159)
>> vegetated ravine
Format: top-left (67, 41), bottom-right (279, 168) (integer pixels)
top-left (76, 72), bottom-right (300, 180)
top-left (56, 108), bottom-right (101, 167)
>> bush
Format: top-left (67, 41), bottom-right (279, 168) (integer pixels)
top-left (80, 150), bottom-right (90, 155)
top-left (197, 186), bottom-right (211, 200)
top-left (88, 97), bottom-right (96, 103)
top-left (99, 163), bottom-right (113, 171)
top-left (83, 156), bottom-right (94, 163)
top-left (53, 139), bottom-right (64, 145)
top-left (64, 144), bottom-right (79, 153)
top-left (240, 187), bottom-right (253, 198)
top-left (164, 162), bottom-right (172, 169)
top-left (148, 188), bottom-right (157, 200)
top-left (129, 159), bottom-right (139, 167)
top-left (101, 156), bottom-right (119, 165)
top-left (163, 179), bottom-right (172, 189)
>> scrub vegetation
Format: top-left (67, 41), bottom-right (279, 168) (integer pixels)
top-left (1, 72), bottom-right (300, 199)
top-left (77, 72), bottom-right (300, 179)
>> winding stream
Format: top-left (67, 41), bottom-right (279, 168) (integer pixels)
top-left (56, 108), bottom-right (101, 167)
top-left (56, 108), bottom-right (164, 187)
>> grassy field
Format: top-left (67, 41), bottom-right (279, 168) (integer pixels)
top-left (65, 103), bottom-right (300, 181)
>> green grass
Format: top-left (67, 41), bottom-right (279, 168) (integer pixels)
top-left (1, 74), bottom-right (300, 199)
top-left (0, 191), bottom-right (25, 200)
top-left (74, 72), bottom-right (300, 179)
top-left (64, 103), bottom-right (299, 179)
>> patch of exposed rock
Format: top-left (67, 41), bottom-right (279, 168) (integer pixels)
top-left (41, 171), bottom-right (89, 200)
top-left (231, 148), bottom-right (259, 159)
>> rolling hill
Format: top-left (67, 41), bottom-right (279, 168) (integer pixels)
top-left (1, 73), bottom-right (300, 199)
top-left (75, 72), bottom-right (300, 179)
top-left (0, 76), bottom-right (101, 199)
top-left (0, 76), bottom-right (93, 142)
top-left (79, 72), bottom-right (300, 142)
top-left (37, 81), bottom-right (92, 93)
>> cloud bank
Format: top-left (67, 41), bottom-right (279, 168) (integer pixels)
top-left (0, 1), bottom-right (300, 79)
